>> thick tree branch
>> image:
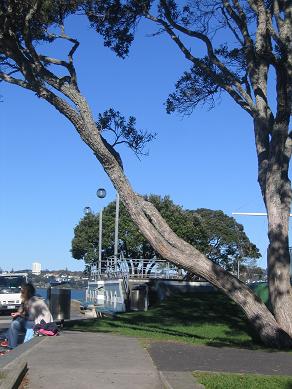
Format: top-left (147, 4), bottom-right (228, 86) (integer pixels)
top-left (145, 11), bottom-right (255, 115)
top-left (23, 0), bottom-right (43, 72)
top-left (0, 71), bottom-right (32, 89)
top-left (139, 197), bottom-right (196, 255)
top-left (221, 5), bottom-right (244, 45)
top-left (156, 1), bottom-right (256, 114)
top-left (224, 0), bottom-right (254, 51)
top-left (247, 0), bottom-right (259, 14)
top-left (1, 38), bottom-right (38, 86)
top-left (45, 32), bottom-right (80, 88)
top-left (39, 55), bottom-right (69, 67)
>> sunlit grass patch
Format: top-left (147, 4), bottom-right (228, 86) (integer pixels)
top-left (193, 371), bottom-right (292, 389)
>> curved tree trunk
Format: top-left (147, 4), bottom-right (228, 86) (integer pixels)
top-left (1, 50), bottom-right (291, 347)
top-left (56, 90), bottom-right (291, 348)
top-left (0, 0), bottom-right (291, 350)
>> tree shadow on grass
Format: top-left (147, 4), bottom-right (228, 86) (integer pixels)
top-left (66, 292), bottom-right (266, 349)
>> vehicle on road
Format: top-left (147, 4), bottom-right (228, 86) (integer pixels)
top-left (0, 273), bottom-right (27, 313)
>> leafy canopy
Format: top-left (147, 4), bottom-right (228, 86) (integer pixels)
top-left (71, 194), bottom-right (260, 270)
top-left (85, 0), bottom-right (292, 120)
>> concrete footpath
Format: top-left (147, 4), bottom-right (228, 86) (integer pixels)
top-left (1, 330), bottom-right (292, 388)
top-left (0, 331), bottom-right (202, 389)
top-left (20, 331), bottom-right (164, 389)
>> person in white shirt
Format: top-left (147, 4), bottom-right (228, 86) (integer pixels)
top-left (1, 282), bottom-right (52, 349)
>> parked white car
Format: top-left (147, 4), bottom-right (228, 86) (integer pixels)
top-left (0, 273), bottom-right (27, 313)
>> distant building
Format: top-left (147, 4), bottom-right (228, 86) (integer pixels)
top-left (32, 262), bottom-right (41, 275)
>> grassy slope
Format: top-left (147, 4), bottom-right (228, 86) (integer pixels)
top-left (67, 292), bottom-right (261, 348)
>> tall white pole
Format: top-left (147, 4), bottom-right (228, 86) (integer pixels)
top-left (114, 192), bottom-right (120, 272)
top-left (98, 207), bottom-right (103, 277)
top-left (232, 212), bottom-right (292, 216)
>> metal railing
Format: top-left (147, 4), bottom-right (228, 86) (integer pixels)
top-left (89, 254), bottom-right (184, 281)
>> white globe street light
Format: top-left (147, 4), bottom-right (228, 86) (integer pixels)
top-left (83, 206), bottom-right (92, 215)
top-left (96, 188), bottom-right (106, 199)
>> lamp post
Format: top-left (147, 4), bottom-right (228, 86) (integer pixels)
top-left (114, 192), bottom-right (120, 272)
top-left (96, 188), bottom-right (107, 278)
top-left (83, 206), bottom-right (94, 276)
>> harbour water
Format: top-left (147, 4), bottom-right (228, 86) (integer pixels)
top-left (36, 287), bottom-right (125, 312)
top-left (36, 287), bottom-right (86, 301)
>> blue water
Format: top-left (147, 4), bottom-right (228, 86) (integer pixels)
top-left (37, 288), bottom-right (86, 301)
top-left (37, 288), bottom-right (124, 313)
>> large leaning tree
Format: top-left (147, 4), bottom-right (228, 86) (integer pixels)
top-left (0, 1), bottom-right (291, 348)
top-left (88, 0), bottom-right (292, 343)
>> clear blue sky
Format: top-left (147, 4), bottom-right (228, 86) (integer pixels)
top-left (1, 15), bottom-right (288, 271)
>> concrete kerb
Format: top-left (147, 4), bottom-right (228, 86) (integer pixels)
top-left (0, 360), bottom-right (27, 389)
top-left (0, 336), bottom-right (46, 389)
top-left (0, 336), bottom-right (46, 370)
top-left (159, 371), bottom-right (205, 389)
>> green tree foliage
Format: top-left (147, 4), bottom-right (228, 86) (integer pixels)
top-left (71, 212), bottom-right (99, 264)
top-left (189, 208), bottom-right (260, 270)
top-left (0, 1), bottom-right (154, 159)
top-left (1, 0), bottom-right (291, 347)
top-left (71, 195), bottom-right (260, 271)
top-left (82, 0), bottom-right (292, 340)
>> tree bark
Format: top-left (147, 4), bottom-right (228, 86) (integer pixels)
top-left (267, 199), bottom-right (292, 336)
top-left (63, 91), bottom-right (291, 348)
top-left (1, 31), bottom-right (291, 348)
top-left (254, 113), bottom-right (292, 339)
top-left (265, 140), bottom-right (292, 336)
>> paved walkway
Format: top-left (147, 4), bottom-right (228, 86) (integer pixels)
top-left (148, 341), bottom-right (292, 376)
top-left (23, 331), bottom-right (163, 389)
top-left (2, 329), bottom-right (292, 388)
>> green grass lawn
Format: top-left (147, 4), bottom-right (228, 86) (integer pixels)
top-left (193, 371), bottom-right (292, 389)
top-left (66, 292), bottom-right (262, 348)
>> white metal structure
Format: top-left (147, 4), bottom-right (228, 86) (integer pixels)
top-left (0, 273), bottom-right (27, 312)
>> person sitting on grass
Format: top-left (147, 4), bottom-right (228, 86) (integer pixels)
top-left (0, 282), bottom-right (53, 350)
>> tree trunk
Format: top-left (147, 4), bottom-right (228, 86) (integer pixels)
top-left (0, 3), bottom-right (291, 349)
top-left (4, 69), bottom-right (291, 347)
top-left (254, 113), bottom-right (292, 338)
top-left (265, 164), bottom-right (292, 336)
top-left (65, 94), bottom-right (291, 347)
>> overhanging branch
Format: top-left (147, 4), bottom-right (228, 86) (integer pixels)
top-left (146, 4), bottom-right (256, 115)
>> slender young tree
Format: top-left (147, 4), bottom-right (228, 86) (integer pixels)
top-left (0, 1), bottom-right (291, 347)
